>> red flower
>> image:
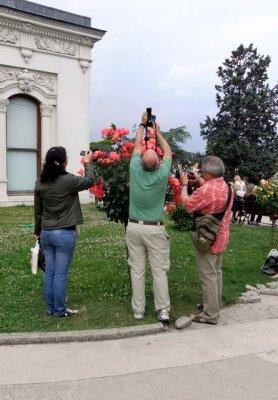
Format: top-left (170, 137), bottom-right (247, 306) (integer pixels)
top-left (123, 141), bottom-right (134, 149)
top-left (147, 128), bottom-right (155, 138)
top-left (120, 141), bottom-right (135, 160)
top-left (104, 158), bottom-right (114, 165)
top-left (112, 133), bottom-right (120, 142)
top-left (168, 177), bottom-right (180, 187)
top-left (101, 126), bottom-right (130, 143)
top-left (93, 150), bottom-right (107, 161)
top-left (109, 152), bottom-right (120, 162)
top-left (97, 158), bottom-right (105, 165)
top-left (90, 181), bottom-right (105, 199)
top-left (140, 136), bottom-right (164, 158)
top-left (117, 128), bottom-right (129, 137)
top-left (156, 148), bottom-right (164, 157)
top-left (173, 188), bottom-right (181, 204)
top-left (101, 128), bottom-right (114, 138)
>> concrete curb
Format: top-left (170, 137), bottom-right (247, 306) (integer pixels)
top-left (0, 323), bottom-right (167, 346)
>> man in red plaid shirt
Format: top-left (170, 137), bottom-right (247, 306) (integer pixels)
top-left (180, 156), bottom-right (233, 325)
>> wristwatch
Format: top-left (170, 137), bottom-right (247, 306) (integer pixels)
top-left (182, 184), bottom-right (188, 188)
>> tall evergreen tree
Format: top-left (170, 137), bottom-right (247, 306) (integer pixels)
top-left (200, 44), bottom-right (278, 183)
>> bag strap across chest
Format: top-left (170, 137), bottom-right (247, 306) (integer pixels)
top-left (193, 183), bottom-right (232, 224)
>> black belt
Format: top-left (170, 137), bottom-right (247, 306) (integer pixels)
top-left (129, 219), bottom-right (163, 226)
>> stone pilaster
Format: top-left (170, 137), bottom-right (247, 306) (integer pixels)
top-left (40, 103), bottom-right (53, 160)
top-left (0, 99), bottom-right (9, 200)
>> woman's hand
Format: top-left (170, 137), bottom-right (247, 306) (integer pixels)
top-left (84, 151), bottom-right (93, 164)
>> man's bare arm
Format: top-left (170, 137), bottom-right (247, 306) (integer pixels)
top-left (180, 172), bottom-right (189, 203)
top-left (155, 124), bottom-right (172, 160)
top-left (133, 112), bottom-right (148, 154)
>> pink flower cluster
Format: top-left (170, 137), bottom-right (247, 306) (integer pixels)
top-left (94, 151), bottom-right (121, 166)
top-left (141, 128), bottom-right (164, 158)
top-left (120, 141), bottom-right (135, 160)
top-left (101, 127), bottom-right (129, 143)
top-left (168, 177), bottom-right (181, 205)
top-left (78, 125), bottom-right (166, 202)
top-left (166, 176), bottom-right (182, 213)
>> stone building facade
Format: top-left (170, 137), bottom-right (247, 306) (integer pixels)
top-left (0, 0), bottom-right (105, 205)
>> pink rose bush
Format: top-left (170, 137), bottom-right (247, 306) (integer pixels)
top-left (79, 124), bottom-right (164, 225)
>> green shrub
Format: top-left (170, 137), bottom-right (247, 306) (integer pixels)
top-left (90, 140), bottom-right (112, 152)
top-left (170, 205), bottom-right (193, 231)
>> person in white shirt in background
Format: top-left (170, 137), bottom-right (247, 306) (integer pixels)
top-left (232, 175), bottom-right (247, 222)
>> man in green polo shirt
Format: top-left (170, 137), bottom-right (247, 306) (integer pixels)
top-left (126, 112), bottom-right (172, 322)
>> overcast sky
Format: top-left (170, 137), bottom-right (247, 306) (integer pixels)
top-left (38, 0), bottom-right (278, 152)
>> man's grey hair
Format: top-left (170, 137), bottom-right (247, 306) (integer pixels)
top-left (201, 156), bottom-right (225, 177)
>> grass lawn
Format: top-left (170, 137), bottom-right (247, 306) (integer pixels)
top-left (0, 204), bottom-right (277, 333)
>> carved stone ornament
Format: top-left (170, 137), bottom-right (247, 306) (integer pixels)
top-left (79, 60), bottom-right (90, 73)
top-left (81, 36), bottom-right (95, 47)
top-left (0, 99), bottom-right (9, 112)
top-left (0, 27), bottom-right (18, 44)
top-left (17, 69), bottom-right (35, 92)
top-left (20, 48), bottom-right (33, 64)
top-left (35, 37), bottom-right (77, 56)
top-left (0, 67), bottom-right (56, 94)
top-left (40, 103), bottom-right (53, 117)
top-left (20, 23), bottom-right (34, 33)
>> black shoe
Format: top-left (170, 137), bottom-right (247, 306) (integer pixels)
top-left (46, 311), bottom-right (54, 316)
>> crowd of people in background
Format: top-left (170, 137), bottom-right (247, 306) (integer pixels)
top-left (232, 174), bottom-right (265, 225)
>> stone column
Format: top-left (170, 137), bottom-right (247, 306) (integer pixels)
top-left (40, 103), bottom-right (53, 161)
top-left (0, 99), bottom-right (9, 200)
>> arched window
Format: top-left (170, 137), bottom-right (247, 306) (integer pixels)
top-left (6, 95), bottom-right (41, 193)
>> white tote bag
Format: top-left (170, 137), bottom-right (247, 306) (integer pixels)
top-left (31, 240), bottom-right (40, 275)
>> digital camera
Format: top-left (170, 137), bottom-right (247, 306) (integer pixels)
top-left (80, 150), bottom-right (90, 156)
top-left (146, 107), bottom-right (156, 127)
top-left (175, 169), bottom-right (196, 180)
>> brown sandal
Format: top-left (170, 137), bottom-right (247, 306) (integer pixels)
top-left (192, 314), bottom-right (217, 325)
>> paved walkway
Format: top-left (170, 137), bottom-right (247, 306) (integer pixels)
top-left (1, 295), bottom-right (278, 400)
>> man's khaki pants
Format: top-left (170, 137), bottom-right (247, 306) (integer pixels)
top-left (126, 221), bottom-right (170, 313)
top-left (195, 248), bottom-right (223, 322)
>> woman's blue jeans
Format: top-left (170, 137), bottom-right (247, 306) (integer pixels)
top-left (40, 228), bottom-right (77, 316)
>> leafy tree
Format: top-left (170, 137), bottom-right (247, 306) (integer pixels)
top-left (200, 44), bottom-right (278, 183)
top-left (162, 126), bottom-right (193, 167)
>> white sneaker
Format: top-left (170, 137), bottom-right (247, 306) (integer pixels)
top-left (158, 309), bottom-right (170, 322)
top-left (134, 311), bottom-right (144, 320)
top-left (64, 308), bottom-right (78, 317)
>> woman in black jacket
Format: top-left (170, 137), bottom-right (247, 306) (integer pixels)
top-left (34, 146), bottom-right (94, 317)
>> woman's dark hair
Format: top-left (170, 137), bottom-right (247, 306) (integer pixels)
top-left (40, 146), bottom-right (67, 184)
